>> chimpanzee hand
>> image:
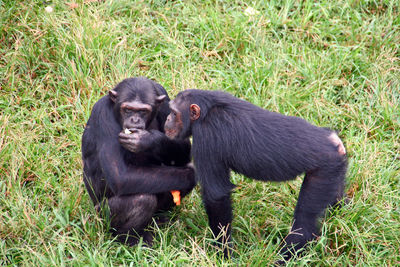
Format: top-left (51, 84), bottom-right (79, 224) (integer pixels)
top-left (180, 162), bottom-right (196, 195)
top-left (119, 129), bottom-right (164, 153)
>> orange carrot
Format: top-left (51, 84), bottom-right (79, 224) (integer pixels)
top-left (170, 190), bottom-right (181, 205)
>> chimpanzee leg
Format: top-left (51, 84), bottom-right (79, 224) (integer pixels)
top-left (108, 194), bottom-right (157, 246)
top-left (280, 160), bottom-right (347, 261)
top-left (203, 193), bottom-right (233, 257)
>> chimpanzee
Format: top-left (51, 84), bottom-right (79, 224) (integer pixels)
top-left (164, 89), bottom-right (347, 262)
top-left (81, 77), bottom-right (196, 245)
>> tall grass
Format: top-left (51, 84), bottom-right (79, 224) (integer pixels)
top-left (1, 0), bottom-right (399, 265)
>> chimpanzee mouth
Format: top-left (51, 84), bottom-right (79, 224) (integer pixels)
top-left (124, 128), bottom-right (133, 134)
top-left (123, 127), bottom-right (143, 134)
top-left (165, 129), bottom-right (177, 139)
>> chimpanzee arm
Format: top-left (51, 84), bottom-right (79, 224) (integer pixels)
top-left (203, 193), bottom-right (233, 256)
top-left (197, 157), bottom-right (235, 256)
top-left (119, 129), bottom-right (191, 166)
top-left (148, 130), bottom-right (191, 166)
top-left (98, 141), bottom-right (195, 196)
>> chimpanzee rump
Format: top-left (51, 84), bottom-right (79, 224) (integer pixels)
top-left (82, 77), bottom-right (195, 245)
top-left (164, 89), bottom-right (347, 261)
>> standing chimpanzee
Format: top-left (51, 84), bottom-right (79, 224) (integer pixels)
top-left (163, 89), bottom-right (347, 262)
top-left (82, 77), bottom-right (196, 245)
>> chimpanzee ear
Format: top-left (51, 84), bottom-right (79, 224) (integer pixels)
top-left (109, 90), bottom-right (118, 103)
top-left (155, 95), bottom-right (167, 104)
top-left (190, 104), bottom-right (201, 121)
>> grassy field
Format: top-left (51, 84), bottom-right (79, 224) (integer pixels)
top-left (1, 0), bottom-right (399, 265)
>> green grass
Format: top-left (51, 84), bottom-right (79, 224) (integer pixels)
top-left (1, 0), bottom-right (399, 265)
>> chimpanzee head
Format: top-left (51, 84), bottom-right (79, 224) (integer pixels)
top-left (164, 90), bottom-right (200, 140)
top-left (109, 77), bottom-right (167, 131)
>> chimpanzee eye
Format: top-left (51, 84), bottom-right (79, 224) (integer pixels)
top-left (125, 109), bottom-right (133, 115)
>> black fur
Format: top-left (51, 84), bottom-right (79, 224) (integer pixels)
top-left (168, 89), bottom-right (347, 261)
top-left (82, 77), bottom-right (195, 245)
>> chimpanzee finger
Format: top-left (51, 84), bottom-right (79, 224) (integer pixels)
top-left (118, 132), bottom-right (129, 139)
top-left (119, 136), bottom-right (140, 145)
top-left (119, 140), bottom-right (140, 152)
top-left (119, 132), bottom-right (138, 140)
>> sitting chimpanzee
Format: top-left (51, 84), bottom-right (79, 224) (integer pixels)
top-left (164, 89), bottom-right (347, 262)
top-left (82, 77), bottom-right (196, 245)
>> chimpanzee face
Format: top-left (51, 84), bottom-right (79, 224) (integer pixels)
top-left (119, 100), bottom-right (152, 130)
top-left (164, 94), bottom-right (200, 140)
top-left (165, 101), bottom-right (185, 139)
top-left (108, 78), bottom-right (166, 131)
